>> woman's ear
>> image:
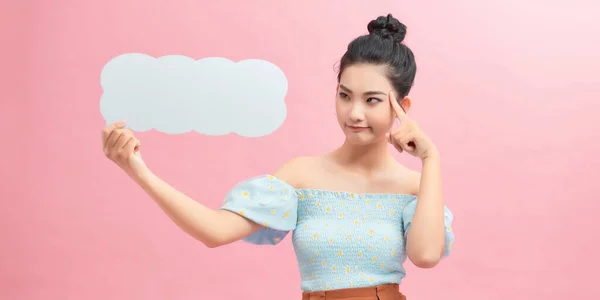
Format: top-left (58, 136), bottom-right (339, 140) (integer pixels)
top-left (400, 96), bottom-right (412, 113)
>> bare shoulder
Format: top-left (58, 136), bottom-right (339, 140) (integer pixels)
top-left (272, 156), bottom-right (320, 188)
top-left (389, 162), bottom-right (421, 196)
top-left (406, 169), bottom-right (422, 195)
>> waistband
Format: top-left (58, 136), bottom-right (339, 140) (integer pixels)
top-left (301, 284), bottom-right (406, 300)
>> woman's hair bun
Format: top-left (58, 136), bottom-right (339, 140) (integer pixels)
top-left (367, 14), bottom-right (407, 43)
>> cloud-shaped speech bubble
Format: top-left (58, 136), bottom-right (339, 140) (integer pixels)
top-left (99, 53), bottom-right (288, 137)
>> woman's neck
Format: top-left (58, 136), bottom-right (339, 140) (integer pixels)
top-left (330, 139), bottom-right (394, 174)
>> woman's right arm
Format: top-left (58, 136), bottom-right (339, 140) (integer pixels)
top-left (102, 121), bottom-right (300, 248)
top-left (135, 170), bottom-right (263, 248)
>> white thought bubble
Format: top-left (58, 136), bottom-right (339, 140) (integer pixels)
top-left (99, 53), bottom-right (288, 137)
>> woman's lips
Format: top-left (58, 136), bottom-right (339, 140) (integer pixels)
top-left (347, 125), bottom-right (369, 131)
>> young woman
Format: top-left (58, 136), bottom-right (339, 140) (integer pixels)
top-left (101, 14), bottom-right (454, 300)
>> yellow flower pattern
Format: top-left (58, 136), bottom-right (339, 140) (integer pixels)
top-left (218, 175), bottom-right (455, 292)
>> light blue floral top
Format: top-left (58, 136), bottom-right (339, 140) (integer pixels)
top-left (219, 175), bottom-right (454, 292)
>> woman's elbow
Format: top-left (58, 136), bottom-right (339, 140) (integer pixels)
top-left (408, 252), bottom-right (441, 268)
top-left (202, 236), bottom-right (232, 248)
top-left (204, 240), bottom-right (221, 248)
top-left (189, 233), bottom-right (227, 248)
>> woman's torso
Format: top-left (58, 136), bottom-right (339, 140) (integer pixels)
top-left (287, 155), bottom-right (419, 292)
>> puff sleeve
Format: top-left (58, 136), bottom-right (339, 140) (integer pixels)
top-left (402, 198), bottom-right (455, 257)
top-left (218, 175), bottom-right (298, 245)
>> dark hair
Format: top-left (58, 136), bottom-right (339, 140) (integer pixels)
top-left (337, 14), bottom-right (416, 98)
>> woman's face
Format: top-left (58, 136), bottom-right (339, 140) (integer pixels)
top-left (335, 63), bottom-right (410, 145)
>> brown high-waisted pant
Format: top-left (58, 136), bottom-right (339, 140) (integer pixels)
top-left (301, 284), bottom-right (407, 300)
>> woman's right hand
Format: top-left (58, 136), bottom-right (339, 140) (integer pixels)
top-left (102, 121), bottom-right (147, 181)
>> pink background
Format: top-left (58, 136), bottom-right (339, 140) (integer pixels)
top-left (2, 0), bottom-right (599, 299)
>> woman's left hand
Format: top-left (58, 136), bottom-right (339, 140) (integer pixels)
top-left (386, 91), bottom-right (439, 161)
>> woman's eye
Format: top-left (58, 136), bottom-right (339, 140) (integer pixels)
top-left (367, 98), bottom-right (382, 103)
top-left (339, 92), bottom-right (349, 99)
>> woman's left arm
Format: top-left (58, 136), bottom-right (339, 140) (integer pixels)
top-left (386, 93), bottom-right (452, 268)
top-left (405, 152), bottom-right (447, 268)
